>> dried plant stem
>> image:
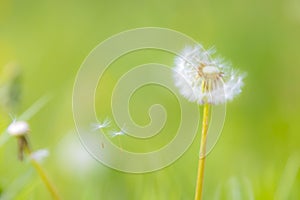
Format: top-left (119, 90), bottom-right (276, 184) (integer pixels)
top-left (195, 103), bottom-right (210, 200)
top-left (24, 145), bottom-right (61, 200)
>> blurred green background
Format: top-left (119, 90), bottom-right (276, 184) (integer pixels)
top-left (1, 0), bottom-right (300, 199)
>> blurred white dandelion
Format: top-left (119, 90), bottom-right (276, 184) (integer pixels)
top-left (56, 132), bottom-right (99, 176)
top-left (7, 120), bottom-right (30, 136)
top-left (7, 120), bottom-right (30, 160)
top-left (30, 149), bottom-right (49, 163)
top-left (173, 45), bottom-right (245, 104)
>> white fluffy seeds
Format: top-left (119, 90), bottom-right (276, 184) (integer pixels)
top-left (30, 149), bottom-right (49, 162)
top-left (173, 45), bottom-right (245, 104)
top-left (7, 121), bottom-right (30, 136)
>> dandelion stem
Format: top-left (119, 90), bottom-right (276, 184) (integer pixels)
top-left (195, 103), bottom-right (210, 200)
top-left (24, 146), bottom-right (61, 200)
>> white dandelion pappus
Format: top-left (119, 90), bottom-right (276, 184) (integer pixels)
top-left (91, 118), bottom-right (111, 149)
top-left (109, 124), bottom-right (127, 138)
top-left (30, 149), bottom-right (49, 163)
top-left (91, 118), bottom-right (111, 131)
top-left (109, 128), bottom-right (126, 138)
top-left (109, 126), bottom-right (127, 150)
top-left (173, 45), bottom-right (245, 104)
top-left (110, 130), bottom-right (125, 138)
top-left (7, 121), bottom-right (30, 136)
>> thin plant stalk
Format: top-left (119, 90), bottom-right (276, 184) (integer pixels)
top-left (23, 145), bottom-right (61, 200)
top-left (195, 103), bottom-right (210, 200)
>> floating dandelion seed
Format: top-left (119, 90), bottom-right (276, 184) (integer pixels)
top-left (91, 118), bottom-right (111, 149)
top-left (173, 45), bottom-right (245, 105)
top-left (91, 118), bottom-right (111, 131)
top-left (109, 124), bottom-right (127, 138)
top-left (109, 126), bottom-right (127, 150)
top-left (110, 130), bottom-right (125, 138)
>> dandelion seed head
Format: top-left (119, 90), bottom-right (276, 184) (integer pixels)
top-left (202, 66), bottom-right (220, 75)
top-left (7, 121), bottom-right (29, 136)
top-left (173, 45), bottom-right (245, 104)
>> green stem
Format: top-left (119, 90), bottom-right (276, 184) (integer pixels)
top-left (24, 145), bottom-right (61, 200)
top-left (195, 103), bottom-right (210, 200)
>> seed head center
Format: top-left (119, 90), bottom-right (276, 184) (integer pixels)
top-left (202, 66), bottom-right (220, 75)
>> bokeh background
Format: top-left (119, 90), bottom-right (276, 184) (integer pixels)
top-left (1, 0), bottom-right (300, 199)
